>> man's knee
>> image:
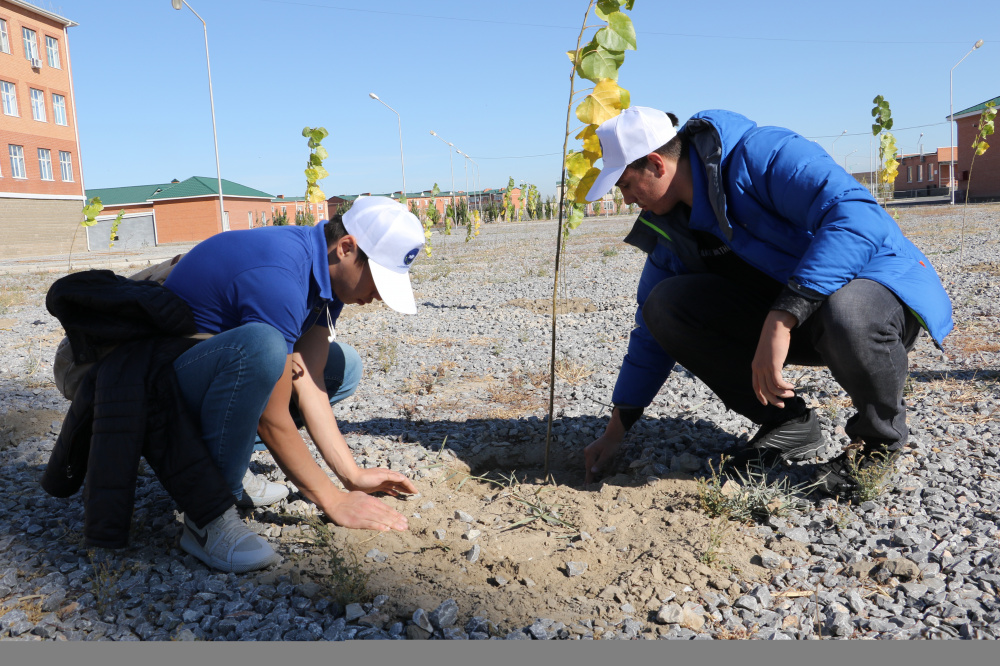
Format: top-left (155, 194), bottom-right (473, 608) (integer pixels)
top-left (641, 281), bottom-right (681, 344)
top-left (326, 342), bottom-right (363, 403)
top-left (236, 322), bottom-right (288, 383)
top-left (337, 343), bottom-right (363, 397)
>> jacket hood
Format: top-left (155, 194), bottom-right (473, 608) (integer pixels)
top-left (680, 110), bottom-right (759, 241)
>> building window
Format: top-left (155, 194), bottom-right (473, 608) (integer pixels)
top-left (52, 93), bottom-right (67, 125)
top-left (45, 36), bottom-right (60, 68)
top-left (1, 80), bottom-right (16, 116)
top-left (9, 144), bottom-right (26, 178)
top-left (59, 150), bottom-right (73, 181)
top-left (0, 19), bottom-right (10, 54)
top-left (928, 163), bottom-right (935, 181)
top-left (906, 166), bottom-right (912, 183)
top-left (30, 88), bottom-right (45, 121)
top-left (248, 211), bottom-right (253, 227)
top-left (37, 148), bottom-right (53, 180)
top-left (917, 165), bottom-right (923, 182)
top-left (22, 27), bottom-right (39, 62)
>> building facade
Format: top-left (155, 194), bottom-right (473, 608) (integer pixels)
top-left (953, 96), bottom-right (1000, 201)
top-left (894, 147), bottom-right (953, 198)
top-left (0, 0), bottom-right (83, 258)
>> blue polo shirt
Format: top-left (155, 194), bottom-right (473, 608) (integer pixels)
top-left (164, 222), bottom-right (343, 353)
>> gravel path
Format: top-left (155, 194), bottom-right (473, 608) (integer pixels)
top-left (1, 204), bottom-right (999, 641)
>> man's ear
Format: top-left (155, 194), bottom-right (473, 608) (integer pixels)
top-left (647, 152), bottom-right (668, 177)
top-left (329, 234), bottom-right (358, 262)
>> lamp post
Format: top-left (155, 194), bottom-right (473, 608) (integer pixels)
top-left (463, 154), bottom-right (480, 213)
top-left (950, 39), bottom-right (984, 204)
top-left (917, 132), bottom-right (924, 156)
top-left (844, 149), bottom-right (857, 173)
top-left (171, 0), bottom-right (225, 230)
top-left (369, 93), bottom-right (406, 197)
top-left (832, 129), bottom-right (847, 162)
top-left (429, 131), bottom-right (456, 228)
top-left (456, 149), bottom-right (470, 219)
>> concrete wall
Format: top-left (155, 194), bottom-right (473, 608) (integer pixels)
top-left (0, 196), bottom-right (85, 257)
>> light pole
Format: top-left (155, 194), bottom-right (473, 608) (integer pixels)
top-left (463, 154), bottom-right (480, 213)
top-left (171, 0), bottom-right (225, 230)
top-left (369, 93), bottom-right (406, 197)
top-left (832, 129), bottom-right (847, 162)
top-left (950, 39), bottom-right (984, 204)
top-left (456, 149), bottom-right (470, 219)
top-left (429, 131), bottom-right (456, 227)
top-left (917, 132), bottom-right (924, 156)
top-left (844, 149), bottom-right (857, 173)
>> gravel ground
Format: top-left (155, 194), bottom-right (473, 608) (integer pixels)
top-left (1, 204), bottom-right (999, 641)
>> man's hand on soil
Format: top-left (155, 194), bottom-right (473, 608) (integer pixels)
top-left (343, 467), bottom-right (418, 497)
top-left (584, 432), bottom-right (623, 485)
top-left (327, 490), bottom-right (410, 532)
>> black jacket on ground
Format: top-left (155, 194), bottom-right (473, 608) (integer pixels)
top-left (43, 270), bottom-right (235, 548)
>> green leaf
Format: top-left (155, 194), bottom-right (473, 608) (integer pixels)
top-left (432, 183), bottom-right (440, 196)
top-left (596, 0), bottom-right (623, 17)
top-left (309, 153), bottom-right (323, 166)
top-left (872, 124), bottom-right (881, 136)
top-left (975, 141), bottom-right (989, 156)
top-left (595, 12), bottom-right (637, 51)
top-left (566, 152), bottom-right (592, 179)
top-left (873, 95), bottom-right (884, 105)
top-left (566, 206), bottom-right (584, 229)
top-left (576, 40), bottom-right (624, 82)
top-left (884, 118), bottom-right (893, 130)
top-left (315, 146), bottom-right (329, 161)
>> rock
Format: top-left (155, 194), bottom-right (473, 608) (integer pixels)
top-left (826, 612), bottom-right (853, 637)
top-left (406, 625), bottom-right (431, 640)
top-left (681, 608), bottom-right (705, 632)
top-left (412, 608), bottom-right (434, 633)
top-left (464, 529), bottom-right (482, 541)
top-left (670, 453), bottom-right (702, 473)
top-left (430, 599), bottom-right (459, 629)
top-left (455, 510), bottom-right (475, 523)
top-left (433, 529), bottom-right (446, 540)
top-left (783, 527), bottom-right (810, 543)
top-left (466, 544), bottom-right (481, 563)
top-left (881, 558), bottom-right (920, 581)
top-left (655, 603), bottom-right (684, 625)
top-left (843, 560), bottom-right (879, 579)
top-left (365, 548), bottom-right (388, 563)
top-left (566, 562), bottom-right (588, 577)
top-left (759, 549), bottom-right (786, 570)
top-left (735, 595), bottom-right (759, 612)
top-left (344, 603), bottom-right (365, 622)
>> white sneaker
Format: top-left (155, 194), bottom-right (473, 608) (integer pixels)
top-left (235, 469), bottom-right (289, 508)
top-left (180, 507), bottom-right (280, 573)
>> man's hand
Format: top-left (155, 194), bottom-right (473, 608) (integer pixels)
top-left (584, 408), bottom-right (627, 484)
top-left (751, 310), bottom-right (798, 407)
top-left (343, 467), bottom-right (418, 497)
top-left (327, 490), bottom-right (409, 532)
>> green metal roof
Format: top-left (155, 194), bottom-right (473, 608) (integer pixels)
top-left (150, 176), bottom-right (273, 200)
top-left (952, 96), bottom-right (999, 119)
top-left (84, 183), bottom-right (171, 207)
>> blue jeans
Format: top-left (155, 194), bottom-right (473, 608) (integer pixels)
top-left (173, 322), bottom-right (363, 497)
top-left (642, 276), bottom-right (920, 447)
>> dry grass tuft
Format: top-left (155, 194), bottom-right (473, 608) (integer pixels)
top-left (554, 355), bottom-right (594, 385)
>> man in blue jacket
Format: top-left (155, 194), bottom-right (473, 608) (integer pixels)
top-left (583, 106), bottom-right (953, 495)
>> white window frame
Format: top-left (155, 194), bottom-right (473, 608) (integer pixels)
top-left (0, 19), bottom-right (10, 54)
top-left (30, 88), bottom-right (45, 122)
top-left (248, 211), bottom-right (253, 227)
top-left (1, 80), bottom-right (17, 116)
top-left (917, 164), bottom-right (923, 182)
top-left (52, 93), bottom-right (66, 125)
top-left (59, 150), bottom-right (73, 181)
top-left (9, 144), bottom-right (26, 179)
top-left (906, 166), bottom-right (912, 183)
top-left (37, 148), bottom-right (52, 180)
top-left (45, 35), bottom-right (59, 68)
top-left (22, 27), bottom-right (38, 62)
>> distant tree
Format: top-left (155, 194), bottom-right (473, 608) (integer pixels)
top-left (335, 199), bottom-right (354, 216)
top-left (409, 199), bottom-right (421, 220)
top-left (272, 210), bottom-right (289, 226)
top-left (295, 209), bottom-right (316, 226)
top-left (502, 177), bottom-right (515, 222)
top-left (612, 186), bottom-right (624, 215)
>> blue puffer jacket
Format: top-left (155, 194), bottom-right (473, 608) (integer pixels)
top-left (611, 109), bottom-right (954, 409)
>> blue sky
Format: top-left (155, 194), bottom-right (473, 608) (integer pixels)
top-left (45, 0), bottom-right (996, 198)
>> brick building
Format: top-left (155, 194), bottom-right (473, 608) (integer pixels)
top-left (894, 147), bottom-right (954, 198)
top-left (952, 96), bottom-right (1000, 201)
top-left (84, 177), bottom-right (274, 250)
top-left (329, 186), bottom-right (522, 222)
top-left (0, 0), bottom-right (83, 258)
top-left (270, 194), bottom-right (327, 225)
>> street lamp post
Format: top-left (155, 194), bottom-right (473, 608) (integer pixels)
top-left (844, 149), bottom-right (858, 173)
top-left (950, 39), bottom-right (984, 204)
top-left (456, 149), bottom-right (470, 219)
top-left (429, 131), bottom-right (456, 228)
top-left (369, 93), bottom-right (406, 197)
top-left (171, 0), bottom-right (225, 230)
top-left (463, 154), bottom-right (480, 213)
top-left (832, 129), bottom-right (847, 162)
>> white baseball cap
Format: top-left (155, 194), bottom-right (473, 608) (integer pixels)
top-left (342, 196), bottom-right (425, 314)
top-left (585, 106), bottom-right (677, 202)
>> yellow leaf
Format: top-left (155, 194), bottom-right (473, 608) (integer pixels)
top-left (566, 151), bottom-right (594, 179)
top-left (575, 79), bottom-right (625, 126)
top-left (577, 167), bottom-right (601, 202)
top-left (577, 124), bottom-right (602, 156)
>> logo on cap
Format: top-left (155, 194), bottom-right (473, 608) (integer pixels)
top-left (403, 248), bottom-right (419, 266)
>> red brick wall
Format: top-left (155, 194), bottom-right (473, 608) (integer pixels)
top-left (0, 1), bottom-right (82, 198)
top-left (957, 116), bottom-right (1000, 200)
top-left (153, 197), bottom-right (274, 243)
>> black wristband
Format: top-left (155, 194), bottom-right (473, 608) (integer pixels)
top-left (615, 406), bottom-right (643, 431)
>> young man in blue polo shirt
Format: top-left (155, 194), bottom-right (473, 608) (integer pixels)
top-left (581, 107), bottom-right (952, 495)
top-left (164, 196), bottom-right (424, 572)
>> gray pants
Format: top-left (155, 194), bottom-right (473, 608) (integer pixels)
top-left (642, 275), bottom-right (921, 447)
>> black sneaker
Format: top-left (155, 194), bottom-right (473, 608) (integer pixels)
top-left (723, 409), bottom-right (825, 471)
top-left (811, 441), bottom-right (897, 497)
